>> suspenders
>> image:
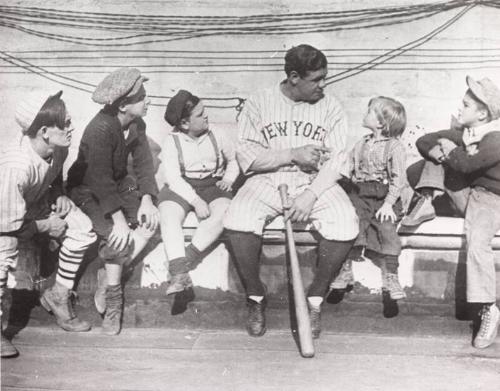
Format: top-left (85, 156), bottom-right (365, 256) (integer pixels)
top-left (172, 131), bottom-right (221, 177)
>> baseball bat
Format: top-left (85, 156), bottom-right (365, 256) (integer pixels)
top-left (278, 183), bottom-right (315, 358)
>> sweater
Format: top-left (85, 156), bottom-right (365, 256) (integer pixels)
top-left (67, 108), bottom-right (158, 216)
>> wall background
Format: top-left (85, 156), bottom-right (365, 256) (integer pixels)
top-left (1, 0), bottom-right (499, 174)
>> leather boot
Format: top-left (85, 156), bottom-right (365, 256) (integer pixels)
top-left (1, 332), bottom-right (19, 358)
top-left (40, 282), bottom-right (91, 332)
top-left (246, 298), bottom-right (266, 337)
top-left (102, 284), bottom-right (123, 336)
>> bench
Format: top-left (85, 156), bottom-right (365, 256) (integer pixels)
top-left (138, 213), bottom-right (500, 300)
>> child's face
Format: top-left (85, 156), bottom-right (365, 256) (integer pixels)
top-left (362, 106), bottom-right (382, 132)
top-left (123, 91), bottom-right (150, 119)
top-left (457, 92), bottom-right (486, 127)
top-left (185, 101), bottom-right (209, 138)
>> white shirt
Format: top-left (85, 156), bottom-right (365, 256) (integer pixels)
top-left (159, 129), bottom-right (240, 204)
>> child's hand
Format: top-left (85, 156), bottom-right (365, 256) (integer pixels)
top-left (437, 138), bottom-right (457, 158)
top-left (375, 202), bottom-right (396, 223)
top-left (216, 180), bottom-right (233, 192)
top-left (192, 198), bottom-right (210, 220)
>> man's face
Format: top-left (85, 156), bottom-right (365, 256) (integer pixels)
top-left (294, 67), bottom-right (327, 103)
top-left (45, 113), bottom-right (74, 148)
top-left (457, 92), bottom-right (487, 127)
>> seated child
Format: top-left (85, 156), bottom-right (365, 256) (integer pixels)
top-left (403, 76), bottom-right (500, 349)
top-left (158, 90), bottom-right (239, 314)
top-left (330, 96), bottom-right (407, 301)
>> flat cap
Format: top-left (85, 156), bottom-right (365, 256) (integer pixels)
top-left (92, 67), bottom-right (148, 105)
top-left (466, 75), bottom-right (500, 120)
top-left (15, 90), bottom-right (63, 133)
top-left (164, 90), bottom-right (194, 126)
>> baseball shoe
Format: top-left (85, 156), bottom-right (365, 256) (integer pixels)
top-left (246, 298), bottom-right (266, 337)
top-left (473, 304), bottom-right (500, 349)
top-left (40, 282), bottom-right (91, 332)
top-left (1, 332), bottom-right (19, 358)
top-left (401, 195), bottom-right (436, 227)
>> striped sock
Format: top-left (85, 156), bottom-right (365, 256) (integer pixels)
top-left (56, 247), bottom-right (85, 290)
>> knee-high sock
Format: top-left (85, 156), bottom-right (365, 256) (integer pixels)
top-left (56, 246), bottom-right (86, 290)
top-left (226, 230), bottom-right (265, 296)
top-left (308, 238), bottom-right (355, 297)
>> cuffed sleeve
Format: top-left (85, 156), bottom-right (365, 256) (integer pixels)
top-left (446, 132), bottom-right (500, 173)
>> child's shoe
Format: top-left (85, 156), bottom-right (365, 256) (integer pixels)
top-left (473, 304), bottom-right (500, 349)
top-left (401, 195), bottom-right (436, 227)
top-left (329, 260), bottom-right (354, 290)
top-left (165, 273), bottom-right (193, 296)
top-left (384, 273), bottom-right (406, 300)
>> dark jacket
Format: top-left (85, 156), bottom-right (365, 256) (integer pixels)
top-left (67, 108), bottom-right (158, 216)
top-left (416, 128), bottom-right (500, 196)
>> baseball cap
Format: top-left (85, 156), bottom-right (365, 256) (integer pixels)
top-left (15, 90), bottom-right (63, 133)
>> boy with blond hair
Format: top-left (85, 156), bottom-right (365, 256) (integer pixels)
top-left (330, 96), bottom-right (407, 304)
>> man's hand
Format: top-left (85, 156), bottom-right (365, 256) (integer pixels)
top-left (192, 198), bottom-right (210, 220)
top-left (438, 138), bottom-right (458, 158)
top-left (375, 202), bottom-right (396, 223)
top-left (287, 189), bottom-right (317, 223)
top-left (216, 180), bottom-right (233, 192)
top-left (428, 145), bottom-right (445, 163)
top-left (291, 145), bottom-right (331, 171)
top-left (51, 195), bottom-right (75, 218)
top-left (36, 214), bottom-right (68, 239)
top-left (137, 194), bottom-right (159, 231)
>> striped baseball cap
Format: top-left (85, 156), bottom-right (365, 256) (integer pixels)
top-left (15, 90), bottom-right (63, 133)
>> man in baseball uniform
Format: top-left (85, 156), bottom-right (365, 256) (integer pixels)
top-left (224, 44), bottom-right (358, 339)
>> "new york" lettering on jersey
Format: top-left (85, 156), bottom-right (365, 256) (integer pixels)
top-left (260, 121), bottom-right (327, 143)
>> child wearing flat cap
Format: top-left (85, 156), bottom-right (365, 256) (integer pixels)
top-left (67, 67), bottom-right (159, 335)
top-left (158, 90), bottom-right (239, 314)
top-left (403, 75), bottom-right (500, 349)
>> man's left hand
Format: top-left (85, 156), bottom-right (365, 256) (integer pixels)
top-left (137, 194), bottom-right (159, 232)
top-left (287, 189), bottom-right (317, 223)
top-left (51, 195), bottom-right (75, 218)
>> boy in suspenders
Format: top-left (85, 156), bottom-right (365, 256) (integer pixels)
top-left (329, 97), bottom-right (408, 309)
top-left (158, 90), bottom-right (239, 314)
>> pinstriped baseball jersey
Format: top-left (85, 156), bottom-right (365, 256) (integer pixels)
top-left (224, 84), bottom-right (358, 240)
top-left (237, 84), bottom-right (348, 191)
top-left (0, 135), bottom-right (67, 232)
